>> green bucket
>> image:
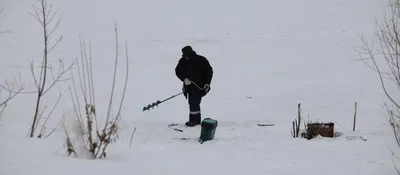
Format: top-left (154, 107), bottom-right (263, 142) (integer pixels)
top-left (199, 118), bottom-right (218, 143)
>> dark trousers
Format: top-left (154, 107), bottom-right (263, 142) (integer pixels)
top-left (188, 89), bottom-right (202, 123)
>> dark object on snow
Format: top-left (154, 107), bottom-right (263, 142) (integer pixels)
top-left (198, 118), bottom-right (218, 144)
top-left (142, 92), bottom-right (183, 111)
top-left (169, 127), bottom-right (183, 132)
top-left (302, 122), bottom-right (335, 140)
top-left (345, 136), bottom-right (367, 141)
top-left (173, 128), bottom-right (183, 132)
top-left (67, 147), bottom-right (76, 156)
top-left (173, 137), bottom-right (190, 140)
top-left (175, 46), bottom-right (213, 125)
top-left (257, 123), bottom-right (275, 126)
top-left (167, 123), bottom-right (183, 132)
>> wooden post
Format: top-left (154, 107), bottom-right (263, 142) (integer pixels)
top-left (297, 103), bottom-right (301, 137)
top-left (353, 101), bottom-right (357, 131)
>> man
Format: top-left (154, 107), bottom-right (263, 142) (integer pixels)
top-left (175, 46), bottom-right (213, 127)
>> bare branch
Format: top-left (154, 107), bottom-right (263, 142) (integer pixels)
top-left (43, 117), bottom-right (65, 139)
top-left (27, 10), bottom-right (43, 25)
top-left (0, 81), bottom-right (24, 106)
top-left (38, 89), bottom-right (67, 137)
top-left (79, 37), bottom-right (88, 104)
top-left (129, 127), bottom-right (137, 148)
top-left (88, 41), bottom-right (98, 130)
top-left (84, 39), bottom-right (93, 107)
top-left (30, 60), bottom-right (40, 88)
top-left (47, 8), bottom-right (60, 25)
top-left (42, 61), bottom-right (73, 95)
top-left (0, 104), bottom-right (6, 120)
top-left (0, 75), bottom-right (25, 120)
top-left (114, 41), bottom-right (130, 122)
top-left (48, 35), bottom-right (63, 53)
top-left (68, 84), bottom-right (86, 135)
top-left (105, 22), bottom-right (120, 129)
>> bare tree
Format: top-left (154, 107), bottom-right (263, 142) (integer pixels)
top-left (65, 23), bottom-right (129, 159)
top-left (28, 0), bottom-right (72, 138)
top-left (357, 0), bottom-right (400, 173)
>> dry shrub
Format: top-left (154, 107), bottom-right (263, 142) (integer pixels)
top-left (64, 23), bottom-right (129, 159)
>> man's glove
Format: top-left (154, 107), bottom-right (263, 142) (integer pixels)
top-left (203, 84), bottom-right (210, 93)
top-left (184, 78), bottom-right (191, 85)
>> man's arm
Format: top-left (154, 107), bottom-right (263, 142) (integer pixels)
top-left (203, 59), bottom-right (213, 85)
top-left (175, 59), bottom-right (185, 82)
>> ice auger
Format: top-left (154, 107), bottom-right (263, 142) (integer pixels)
top-left (142, 92), bottom-right (183, 111)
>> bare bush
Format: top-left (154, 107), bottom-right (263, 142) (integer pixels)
top-left (357, 0), bottom-right (400, 173)
top-left (0, 75), bottom-right (25, 120)
top-left (64, 23), bottom-right (129, 159)
top-left (28, 0), bottom-right (72, 138)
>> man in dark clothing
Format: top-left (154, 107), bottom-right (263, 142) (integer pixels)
top-left (175, 46), bottom-right (213, 127)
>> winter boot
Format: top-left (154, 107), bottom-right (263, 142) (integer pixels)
top-left (185, 120), bottom-right (200, 127)
top-left (185, 114), bottom-right (201, 127)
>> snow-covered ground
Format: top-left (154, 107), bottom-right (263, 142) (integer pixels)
top-left (0, 0), bottom-right (398, 174)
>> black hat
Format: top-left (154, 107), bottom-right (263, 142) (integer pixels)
top-left (182, 46), bottom-right (196, 57)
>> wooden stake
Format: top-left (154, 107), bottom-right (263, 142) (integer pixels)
top-left (353, 101), bottom-right (357, 131)
top-left (297, 103), bottom-right (301, 137)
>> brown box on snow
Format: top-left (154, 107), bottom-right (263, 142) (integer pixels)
top-left (307, 122), bottom-right (334, 138)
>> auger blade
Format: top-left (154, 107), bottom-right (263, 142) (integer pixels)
top-left (142, 92), bottom-right (183, 112)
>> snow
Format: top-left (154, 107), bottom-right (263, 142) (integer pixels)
top-left (0, 0), bottom-right (398, 174)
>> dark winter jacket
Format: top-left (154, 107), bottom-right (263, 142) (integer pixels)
top-left (175, 48), bottom-right (213, 95)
